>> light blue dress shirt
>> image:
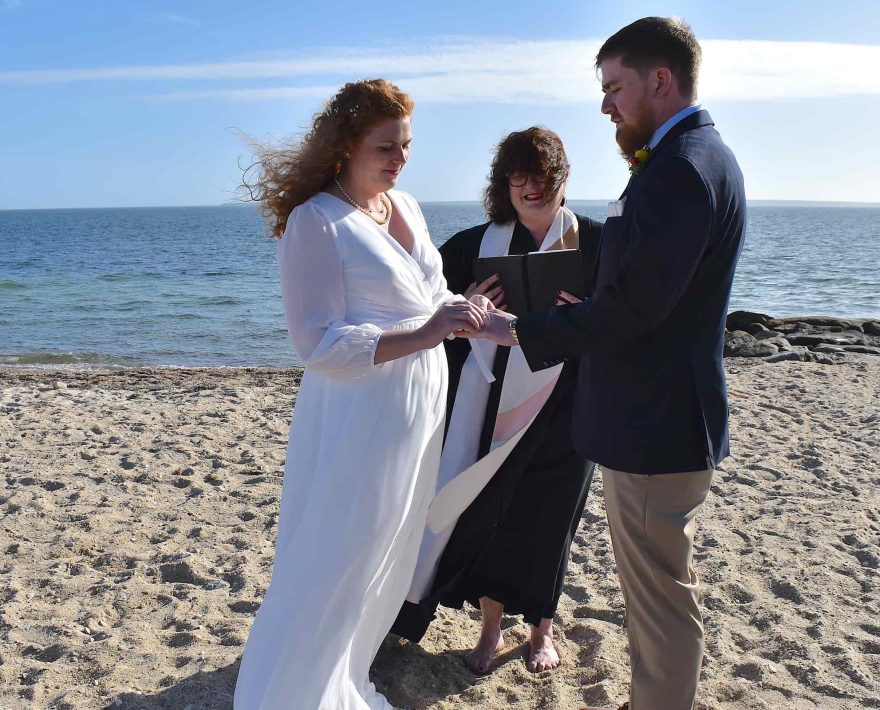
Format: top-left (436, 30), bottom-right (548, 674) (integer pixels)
top-left (647, 104), bottom-right (703, 150)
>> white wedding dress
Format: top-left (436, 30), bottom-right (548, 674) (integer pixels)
top-left (234, 190), bottom-right (454, 709)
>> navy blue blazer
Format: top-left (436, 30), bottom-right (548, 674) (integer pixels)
top-left (516, 110), bottom-right (746, 474)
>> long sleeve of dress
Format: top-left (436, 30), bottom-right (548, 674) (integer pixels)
top-left (277, 201), bottom-right (383, 379)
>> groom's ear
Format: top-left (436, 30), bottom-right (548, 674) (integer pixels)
top-left (652, 67), bottom-right (675, 98)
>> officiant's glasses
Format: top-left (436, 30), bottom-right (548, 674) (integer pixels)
top-left (507, 172), bottom-right (549, 187)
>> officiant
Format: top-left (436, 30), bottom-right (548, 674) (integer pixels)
top-left (392, 127), bottom-right (602, 674)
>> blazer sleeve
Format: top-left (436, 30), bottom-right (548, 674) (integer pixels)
top-left (517, 157), bottom-right (713, 369)
top-left (277, 201), bottom-right (383, 379)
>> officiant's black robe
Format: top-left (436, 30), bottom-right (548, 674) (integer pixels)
top-left (392, 214), bottom-right (602, 640)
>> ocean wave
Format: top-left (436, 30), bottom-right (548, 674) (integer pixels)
top-left (196, 296), bottom-right (242, 305)
top-left (0, 279), bottom-right (26, 289)
top-left (0, 351), bottom-right (146, 368)
top-left (174, 313), bottom-right (208, 320)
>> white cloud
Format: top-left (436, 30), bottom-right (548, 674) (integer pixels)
top-left (157, 85), bottom-right (337, 101)
top-left (2, 38), bottom-right (880, 104)
top-left (700, 40), bottom-right (880, 101)
top-left (3, 0), bottom-right (22, 9)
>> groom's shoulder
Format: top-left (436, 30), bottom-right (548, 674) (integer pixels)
top-left (668, 124), bottom-right (739, 171)
top-left (658, 126), bottom-right (743, 196)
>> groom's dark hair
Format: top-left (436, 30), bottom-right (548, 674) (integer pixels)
top-left (596, 17), bottom-right (702, 99)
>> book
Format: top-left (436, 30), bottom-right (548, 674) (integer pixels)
top-left (473, 248), bottom-right (584, 316)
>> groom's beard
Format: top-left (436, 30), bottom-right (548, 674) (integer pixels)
top-left (615, 104), bottom-right (656, 158)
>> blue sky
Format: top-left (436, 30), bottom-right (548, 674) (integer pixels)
top-left (2, 0), bottom-right (879, 209)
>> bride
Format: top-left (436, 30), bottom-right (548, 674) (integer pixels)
top-left (233, 79), bottom-right (486, 709)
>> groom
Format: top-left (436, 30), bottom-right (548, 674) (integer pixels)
top-left (473, 17), bottom-right (746, 710)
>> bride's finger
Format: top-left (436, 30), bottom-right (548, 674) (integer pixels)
top-left (464, 302), bottom-right (488, 323)
top-left (449, 310), bottom-right (479, 332)
top-left (464, 310), bottom-right (486, 330)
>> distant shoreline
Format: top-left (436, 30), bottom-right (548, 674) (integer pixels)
top-left (2, 199), bottom-right (880, 213)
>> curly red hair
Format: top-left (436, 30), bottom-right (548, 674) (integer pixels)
top-left (242, 79), bottom-right (414, 237)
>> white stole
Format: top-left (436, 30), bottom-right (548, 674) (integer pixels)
top-left (406, 206), bottom-right (579, 603)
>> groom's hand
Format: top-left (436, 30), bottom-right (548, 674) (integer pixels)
top-left (459, 309), bottom-right (518, 346)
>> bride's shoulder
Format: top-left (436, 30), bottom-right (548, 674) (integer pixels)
top-left (282, 195), bottom-right (336, 241)
top-left (293, 193), bottom-right (338, 222)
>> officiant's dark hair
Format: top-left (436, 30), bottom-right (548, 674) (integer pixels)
top-left (484, 127), bottom-right (570, 225)
top-left (241, 79), bottom-right (414, 238)
top-left (596, 17), bottom-right (701, 99)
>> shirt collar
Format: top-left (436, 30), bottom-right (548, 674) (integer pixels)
top-left (647, 104), bottom-right (702, 150)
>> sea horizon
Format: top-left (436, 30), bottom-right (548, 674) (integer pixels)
top-left (2, 198), bottom-right (880, 213)
top-left (2, 201), bottom-right (877, 370)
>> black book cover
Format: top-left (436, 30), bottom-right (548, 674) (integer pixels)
top-left (473, 249), bottom-right (584, 316)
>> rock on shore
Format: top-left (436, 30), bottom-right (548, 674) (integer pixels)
top-left (724, 311), bottom-right (880, 363)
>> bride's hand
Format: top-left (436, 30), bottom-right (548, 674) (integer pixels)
top-left (420, 300), bottom-right (486, 347)
top-left (465, 274), bottom-right (507, 311)
top-left (468, 294), bottom-right (494, 312)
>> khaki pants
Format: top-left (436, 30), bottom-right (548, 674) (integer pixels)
top-left (602, 467), bottom-right (714, 710)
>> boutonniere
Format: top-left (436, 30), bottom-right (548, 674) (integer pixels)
top-left (628, 147), bottom-right (651, 176)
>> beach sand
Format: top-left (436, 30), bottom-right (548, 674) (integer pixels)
top-left (1, 359), bottom-right (878, 709)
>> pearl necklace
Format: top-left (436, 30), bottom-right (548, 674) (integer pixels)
top-left (334, 177), bottom-right (391, 226)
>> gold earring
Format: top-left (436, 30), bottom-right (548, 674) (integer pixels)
top-left (335, 160), bottom-right (342, 175)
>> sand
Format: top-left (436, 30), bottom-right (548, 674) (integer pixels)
top-left (1, 359), bottom-right (878, 709)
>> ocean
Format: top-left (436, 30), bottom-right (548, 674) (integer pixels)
top-left (1, 201), bottom-right (878, 368)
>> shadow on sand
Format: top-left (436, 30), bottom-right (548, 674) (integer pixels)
top-left (110, 660), bottom-right (239, 710)
top-left (107, 637), bottom-right (496, 710)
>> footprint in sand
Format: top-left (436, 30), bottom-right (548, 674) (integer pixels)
top-left (769, 578), bottom-right (804, 604)
top-left (572, 606), bottom-right (625, 627)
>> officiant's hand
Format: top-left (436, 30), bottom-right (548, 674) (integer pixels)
top-left (465, 274), bottom-right (507, 311)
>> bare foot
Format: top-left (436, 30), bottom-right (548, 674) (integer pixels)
top-left (464, 597), bottom-right (505, 674)
top-left (464, 628), bottom-right (505, 674)
top-left (528, 620), bottom-right (561, 673)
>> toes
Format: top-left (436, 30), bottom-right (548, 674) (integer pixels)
top-left (527, 652), bottom-right (560, 673)
top-left (464, 652), bottom-right (491, 674)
